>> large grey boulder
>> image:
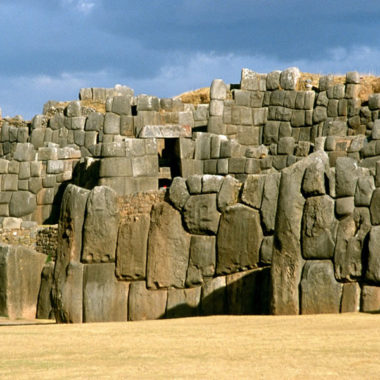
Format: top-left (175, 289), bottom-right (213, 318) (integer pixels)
top-left (168, 177), bottom-right (190, 210)
top-left (53, 185), bottom-right (89, 322)
top-left (261, 172), bottom-right (281, 233)
top-left (217, 175), bottom-right (241, 211)
top-left (54, 262), bottom-right (84, 323)
top-left (361, 285), bottom-right (380, 312)
top-left (83, 263), bottom-right (129, 322)
top-left (241, 175), bottom-right (265, 209)
top-left (366, 226), bottom-right (380, 284)
top-left (0, 245), bottom-right (46, 319)
top-left (341, 282), bottom-right (360, 313)
top-left (216, 204), bottom-right (263, 274)
top-left (302, 195), bottom-right (336, 259)
top-left (36, 261), bottom-right (55, 320)
top-left (183, 194), bottom-right (221, 235)
top-left (370, 188), bottom-right (380, 225)
top-left (116, 214), bottom-right (150, 281)
top-left (280, 67), bottom-right (300, 90)
top-left (355, 176), bottom-right (375, 206)
top-left (302, 157), bottom-right (326, 196)
top-left (166, 287), bottom-right (201, 318)
top-left (335, 157), bottom-right (359, 197)
top-left (82, 186), bottom-right (119, 263)
top-left (128, 281), bottom-right (167, 321)
top-left (186, 235), bottom-right (216, 286)
top-left (147, 202), bottom-right (190, 289)
top-left (271, 151), bottom-right (329, 315)
top-left (300, 260), bottom-right (343, 314)
top-left (9, 191), bottom-right (36, 217)
top-left (334, 208), bottom-right (371, 281)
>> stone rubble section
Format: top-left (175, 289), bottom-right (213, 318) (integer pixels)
top-left (2, 68), bottom-right (380, 321)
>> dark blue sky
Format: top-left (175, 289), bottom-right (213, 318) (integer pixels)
top-left (1, 0), bottom-right (380, 119)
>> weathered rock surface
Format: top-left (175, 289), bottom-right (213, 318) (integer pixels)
top-left (217, 175), bottom-right (240, 211)
top-left (301, 195), bottom-right (336, 259)
top-left (186, 235), bottom-right (216, 286)
top-left (116, 214), bottom-right (150, 280)
top-left (36, 261), bottom-right (55, 320)
top-left (54, 262), bottom-right (84, 323)
top-left (169, 177), bottom-right (190, 210)
top-left (216, 204), bottom-right (263, 274)
top-left (82, 186), bottom-right (119, 263)
top-left (361, 285), bottom-right (380, 312)
top-left (261, 172), bottom-right (281, 233)
top-left (335, 157), bottom-right (359, 197)
top-left (147, 202), bottom-right (190, 289)
top-left (341, 282), bottom-right (361, 313)
top-left (300, 260), bottom-right (343, 314)
top-left (83, 263), bottom-right (129, 322)
top-left (9, 191), bottom-right (37, 217)
top-left (0, 245), bottom-right (46, 319)
top-left (166, 287), bottom-right (201, 318)
top-left (271, 151), bottom-right (329, 315)
top-left (241, 175), bottom-right (265, 209)
top-left (366, 226), bottom-right (380, 284)
top-left (53, 185), bottom-right (89, 322)
top-left (183, 194), bottom-right (220, 235)
top-left (128, 281), bottom-right (167, 321)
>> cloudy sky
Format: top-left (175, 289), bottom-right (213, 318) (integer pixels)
top-left (1, 0), bottom-right (380, 119)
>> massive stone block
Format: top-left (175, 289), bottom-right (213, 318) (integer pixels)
top-left (116, 214), bottom-right (150, 281)
top-left (53, 185), bottom-right (89, 322)
top-left (335, 208), bottom-right (371, 281)
top-left (241, 175), bottom-right (265, 209)
top-left (183, 194), bottom-right (221, 235)
top-left (335, 157), bottom-right (359, 197)
top-left (341, 282), bottom-right (360, 313)
top-left (361, 285), bottom-right (380, 312)
top-left (9, 191), bottom-right (36, 217)
top-left (226, 267), bottom-right (271, 315)
top-left (166, 287), bottom-right (201, 318)
top-left (366, 226), bottom-right (380, 284)
top-left (82, 186), bottom-right (119, 263)
top-left (54, 262), bottom-right (84, 323)
top-left (0, 245), bottom-right (46, 319)
top-left (261, 172), bottom-right (281, 233)
top-left (216, 204), bottom-right (263, 275)
top-left (300, 260), bottom-right (343, 314)
top-left (186, 235), bottom-right (216, 286)
top-left (36, 261), bottom-right (55, 320)
top-left (147, 202), bottom-right (191, 289)
top-left (271, 151), bottom-right (329, 315)
top-left (128, 281), bottom-right (167, 321)
top-left (83, 263), bottom-right (129, 322)
top-left (302, 195), bottom-right (336, 259)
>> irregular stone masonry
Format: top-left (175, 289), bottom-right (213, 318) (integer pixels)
top-left (2, 67), bottom-right (380, 321)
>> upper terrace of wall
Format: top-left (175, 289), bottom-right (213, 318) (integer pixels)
top-left (0, 67), bottom-right (380, 223)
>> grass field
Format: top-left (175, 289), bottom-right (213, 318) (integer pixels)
top-left (1, 313), bottom-right (379, 379)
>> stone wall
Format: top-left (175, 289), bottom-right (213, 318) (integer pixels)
top-left (2, 67), bottom-right (380, 321)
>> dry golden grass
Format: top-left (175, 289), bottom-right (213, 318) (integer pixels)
top-left (1, 313), bottom-right (380, 379)
top-left (176, 87), bottom-right (210, 105)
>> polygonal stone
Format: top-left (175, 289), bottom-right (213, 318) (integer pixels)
top-left (355, 176), bottom-right (375, 206)
top-left (217, 175), bottom-right (240, 211)
top-left (9, 191), bottom-right (36, 217)
top-left (83, 263), bottom-right (129, 322)
top-left (335, 157), bottom-right (359, 197)
top-left (183, 194), bottom-right (220, 235)
top-left (216, 204), bottom-right (263, 275)
top-left (302, 195), bottom-right (336, 259)
top-left (370, 188), bottom-right (380, 225)
top-left (279, 67), bottom-right (300, 90)
top-left (300, 260), bottom-right (343, 314)
top-left (116, 214), bottom-right (150, 281)
top-left (36, 261), bottom-right (55, 320)
top-left (261, 173), bottom-right (281, 233)
top-left (166, 287), bottom-right (201, 318)
top-left (169, 177), bottom-right (190, 210)
top-left (186, 235), bottom-right (216, 286)
top-left (241, 175), bottom-right (265, 209)
top-left (0, 245), bottom-right (46, 319)
top-left (82, 186), bottom-right (119, 263)
top-left (335, 197), bottom-right (355, 216)
top-left (128, 281), bottom-right (167, 321)
top-left (210, 79), bottom-right (227, 100)
top-left (366, 226), bottom-right (380, 284)
top-left (341, 282), bottom-right (361, 313)
top-left (147, 202), bottom-right (190, 289)
top-left (302, 158), bottom-right (326, 196)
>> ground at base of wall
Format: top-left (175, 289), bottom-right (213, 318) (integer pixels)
top-left (0, 313), bottom-right (379, 379)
